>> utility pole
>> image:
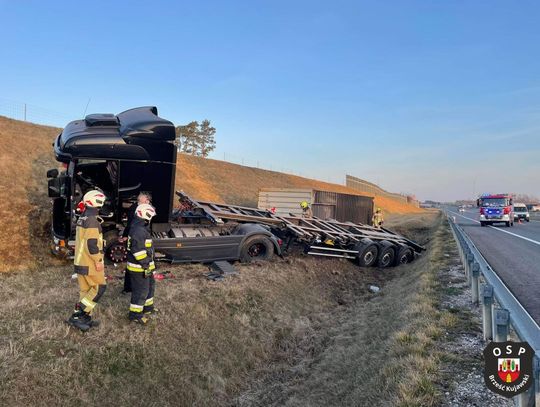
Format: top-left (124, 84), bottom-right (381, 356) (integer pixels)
top-left (24, 103), bottom-right (27, 121)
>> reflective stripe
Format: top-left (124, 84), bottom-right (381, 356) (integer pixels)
top-left (130, 304), bottom-right (144, 313)
top-left (133, 250), bottom-right (146, 257)
top-left (145, 298), bottom-right (154, 306)
top-left (127, 262), bottom-right (142, 268)
top-left (81, 297), bottom-right (96, 310)
top-left (145, 239), bottom-right (152, 248)
top-left (135, 253), bottom-right (148, 261)
top-left (149, 261), bottom-right (155, 271)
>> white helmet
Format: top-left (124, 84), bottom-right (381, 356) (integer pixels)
top-left (136, 203), bottom-right (156, 221)
top-left (83, 190), bottom-right (106, 208)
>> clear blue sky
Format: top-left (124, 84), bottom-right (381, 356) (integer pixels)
top-left (1, 0), bottom-right (539, 201)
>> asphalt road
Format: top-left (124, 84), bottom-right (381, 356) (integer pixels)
top-left (446, 207), bottom-right (540, 324)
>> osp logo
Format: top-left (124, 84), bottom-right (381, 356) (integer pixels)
top-left (484, 341), bottom-right (534, 397)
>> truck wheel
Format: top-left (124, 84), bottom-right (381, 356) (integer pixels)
top-left (505, 221), bottom-right (510, 227)
top-left (104, 230), bottom-right (127, 264)
top-left (240, 235), bottom-right (274, 262)
top-left (354, 238), bottom-right (379, 267)
top-left (394, 246), bottom-right (414, 266)
top-left (480, 221), bottom-right (486, 227)
top-left (377, 241), bottom-right (396, 268)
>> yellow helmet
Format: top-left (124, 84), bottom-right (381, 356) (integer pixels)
top-left (376, 207), bottom-right (382, 212)
top-left (300, 201), bottom-right (309, 209)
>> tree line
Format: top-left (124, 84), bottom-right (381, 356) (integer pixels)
top-left (175, 119), bottom-right (216, 157)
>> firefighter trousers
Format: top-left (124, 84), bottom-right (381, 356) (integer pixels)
top-left (77, 273), bottom-right (107, 315)
top-left (128, 271), bottom-right (155, 319)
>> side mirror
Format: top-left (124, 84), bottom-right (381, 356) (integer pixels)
top-left (476, 199), bottom-right (480, 207)
top-left (48, 177), bottom-right (61, 198)
top-left (509, 199), bottom-right (513, 206)
top-left (47, 168), bottom-right (59, 178)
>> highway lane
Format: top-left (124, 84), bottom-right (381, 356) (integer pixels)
top-left (446, 207), bottom-right (540, 324)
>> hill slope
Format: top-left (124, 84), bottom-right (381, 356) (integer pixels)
top-left (176, 154), bottom-right (423, 214)
top-left (0, 116), bottom-right (421, 271)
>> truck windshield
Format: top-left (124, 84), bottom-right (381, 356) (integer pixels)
top-left (480, 198), bottom-right (508, 207)
top-left (514, 207), bottom-right (527, 212)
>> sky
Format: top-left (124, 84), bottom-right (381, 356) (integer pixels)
top-left (1, 0), bottom-right (539, 202)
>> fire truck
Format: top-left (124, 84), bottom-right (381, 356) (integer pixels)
top-left (477, 193), bottom-right (514, 227)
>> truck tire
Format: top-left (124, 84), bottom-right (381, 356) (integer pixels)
top-left (377, 240), bottom-right (396, 268)
top-left (240, 235), bottom-right (274, 262)
top-left (354, 238), bottom-right (379, 267)
top-left (104, 230), bottom-right (127, 264)
top-left (480, 222), bottom-right (486, 227)
top-left (394, 246), bottom-right (414, 266)
top-left (505, 221), bottom-right (510, 227)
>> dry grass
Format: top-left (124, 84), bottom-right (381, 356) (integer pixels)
top-left (234, 211), bottom-right (452, 407)
top-left (0, 199), bottom-right (440, 407)
top-left (0, 116), bottom-right (59, 272)
top-left (1, 253), bottom-right (393, 406)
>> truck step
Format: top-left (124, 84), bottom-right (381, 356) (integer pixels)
top-left (205, 260), bottom-right (238, 281)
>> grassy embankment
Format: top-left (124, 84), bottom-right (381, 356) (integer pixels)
top-left (0, 212), bottom-right (468, 407)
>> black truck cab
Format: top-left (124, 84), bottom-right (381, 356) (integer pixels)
top-left (48, 106), bottom-right (280, 264)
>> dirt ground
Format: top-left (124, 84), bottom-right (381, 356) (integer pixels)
top-left (0, 211), bottom-right (457, 407)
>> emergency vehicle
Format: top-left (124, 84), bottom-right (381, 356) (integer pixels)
top-left (477, 193), bottom-right (514, 227)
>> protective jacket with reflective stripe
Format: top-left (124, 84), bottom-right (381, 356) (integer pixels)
top-left (74, 207), bottom-right (104, 275)
top-left (126, 218), bottom-right (155, 272)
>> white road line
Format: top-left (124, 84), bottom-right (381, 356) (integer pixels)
top-left (448, 210), bottom-right (540, 246)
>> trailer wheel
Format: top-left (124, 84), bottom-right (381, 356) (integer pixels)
top-left (240, 235), bottom-right (274, 262)
top-left (354, 238), bottom-right (379, 267)
top-left (377, 241), bottom-right (396, 268)
top-left (104, 230), bottom-right (127, 264)
top-left (394, 246), bottom-right (414, 266)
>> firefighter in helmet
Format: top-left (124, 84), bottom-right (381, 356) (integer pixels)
top-left (300, 201), bottom-right (313, 218)
top-left (126, 203), bottom-right (157, 324)
top-left (67, 190), bottom-right (107, 332)
top-left (372, 207), bottom-right (384, 228)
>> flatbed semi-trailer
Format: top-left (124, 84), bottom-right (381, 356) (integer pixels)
top-left (47, 106), bottom-right (424, 269)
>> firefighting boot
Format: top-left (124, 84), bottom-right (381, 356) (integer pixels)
top-left (143, 306), bottom-right (159, 316)
top-left (80, 313), bottom-right (100, 327)
top-left (129, 314), bottom-right (149, 325)
top-left (67, 310), bottom-right (91, 332)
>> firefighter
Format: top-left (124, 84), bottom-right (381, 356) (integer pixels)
top-left (67, 190), bottom-right (107, 332)
top-left (300, 201), bottom-right (313, 218)
top-left (120, 191), bottom-right (152, 293)
top-left (372, 207), bottom-right (384, 228)
top-left (126, 203), bottom-right (157, 324)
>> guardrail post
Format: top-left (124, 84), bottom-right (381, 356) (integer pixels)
top-left (513, 355), bottom-right (538, 406)
top-left (482, 284), bottom-right (493, 340)
top-left (534, 356), bottom-right (540, 407)
top-left (493, 308), bottom-right (510, 342)
top-left (471, 263), bottom-right (480, 306)
top-left (466, 253), bottom-right (474, 283)
top-left (514, 385), bottom-right (535, 407)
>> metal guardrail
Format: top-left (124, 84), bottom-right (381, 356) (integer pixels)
top-left (447, 214), bottom-right (540, 406)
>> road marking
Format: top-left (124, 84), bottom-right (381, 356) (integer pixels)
top-left (448, 210), bottom-right (540, 246)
